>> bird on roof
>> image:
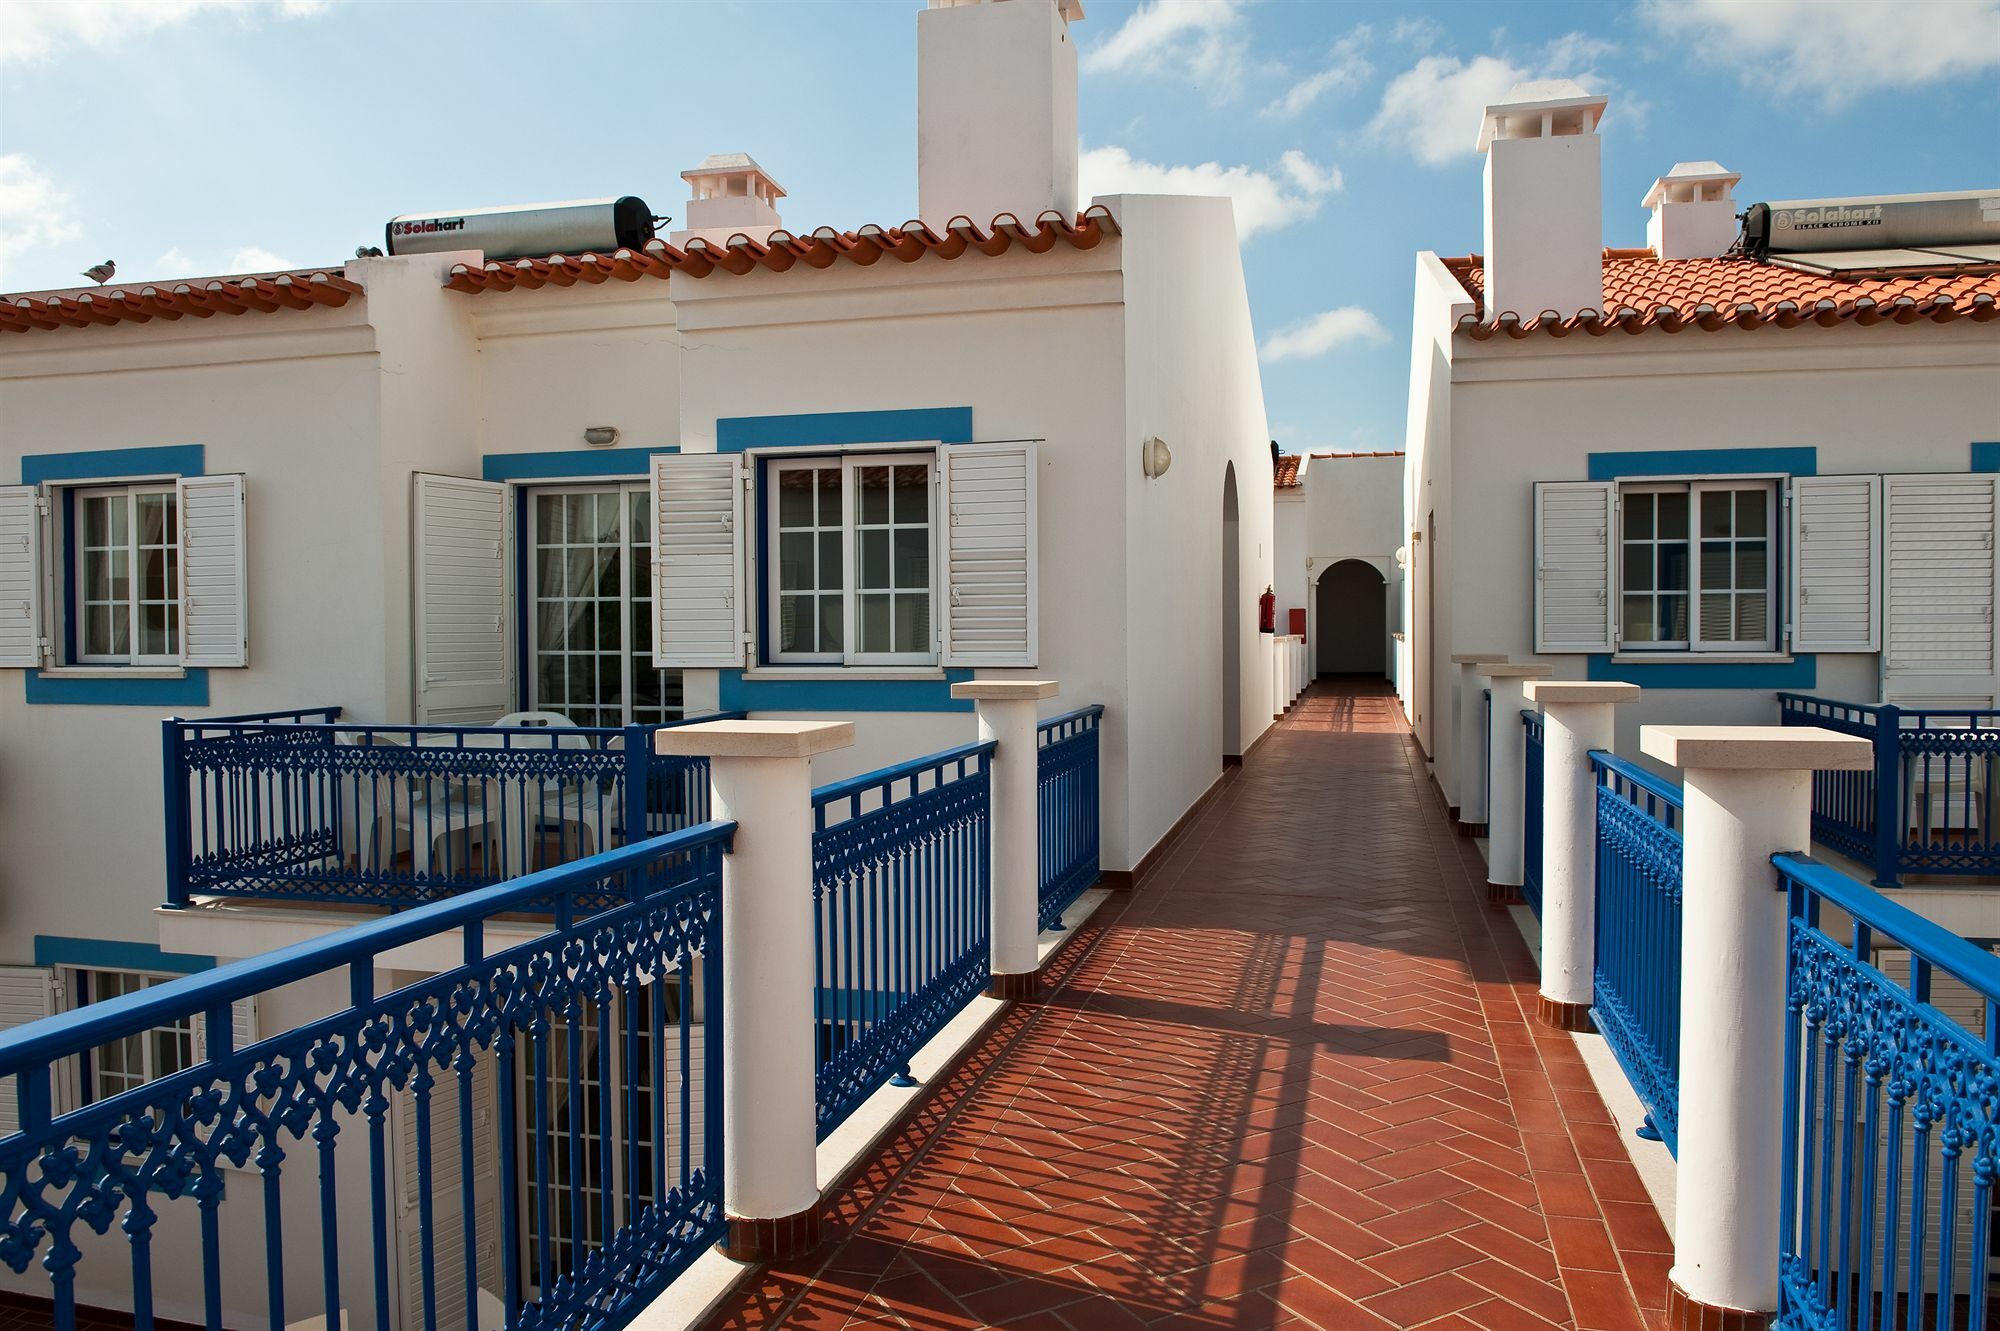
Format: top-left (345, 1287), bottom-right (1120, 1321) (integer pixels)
top-left (81, 260), bottom-right (116, 285)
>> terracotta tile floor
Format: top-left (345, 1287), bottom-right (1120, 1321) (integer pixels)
top-left (704, 679), bottom-right (1671, 1331)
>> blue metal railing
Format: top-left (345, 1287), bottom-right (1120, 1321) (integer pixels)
top-left (1774, 853), bottom-right (1999, 1331)
top-left (0, 823), bottom-right (731, 1331)
top-left (165, 710), bottom-right (745, 909)
top-left (1780, 692), bottom-right (2000, 886)
top-left (1522, 709), bottom-right (1544, 917)
top-left (1036, 705), bottom-right (1104, 931)
top-left (1590, 751), bottom-right (1684, 1155)
top-left (811, 740), bottom-right (994, 1137)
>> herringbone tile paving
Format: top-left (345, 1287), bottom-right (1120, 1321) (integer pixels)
top-left (703, 680), bottom-right (1670, 1330)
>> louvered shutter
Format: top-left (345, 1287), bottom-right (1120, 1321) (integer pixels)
top-left (650, 453), bottom-right (746, 668)
top-left (0, 967), bottom-right (58, 1137)
top-left (191, 995), bottom-right (258, 1063)
top-left (414, 475), bottom-right (513, 724)
top-left (1882, 474), bottom-right (1999, 707)
top-left (941, 442), bottom-right (1038, 667)
top-left (176, 474), bottom-right (248, 667)
top-left (1789, 475), bottom-right (1881, 653)
top-left (1533, 481), bottom-right (1615, 653)
top-left (0, 486), bottom-right (46, 669)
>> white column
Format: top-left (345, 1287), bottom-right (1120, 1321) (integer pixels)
top-left (1450, 654), bottom-right (1509, 827)
top-left (951, 679), bottom-right (1059, 993)
top-left (657, 718), bottom-right (855, 1259)
top-left (1482, 662), bottom-right (1553, 890)
top-left (1524, 680), bottom-right (1638, 1028)
top-left (1640, 725), bottom-right (1870, 1324)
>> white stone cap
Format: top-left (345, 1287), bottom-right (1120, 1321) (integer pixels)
top-left (1641, 161), bottom-right (1741, 208)
top-left (1525, 681), bottom-right (1639, 704)
top-left (656, 719), bottom-right (855, 759)
top-left (1476, 80), bottom-right (1607, 152)
top-left (950, 679), bottom-right (1060, 702)
top-left (680, 153), bottom-right (787, 196)
top-left (1483, 662), bottom-right (1556, 679)
top-left (1640, 725), bottom-right (1872, 772)
top-left (1451, 653), bottom-right (1510, 665)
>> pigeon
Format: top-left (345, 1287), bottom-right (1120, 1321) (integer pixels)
top-left (81, 260), bottom-right (116, 285)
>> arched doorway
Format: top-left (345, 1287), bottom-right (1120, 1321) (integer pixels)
top-left (1221, 463), bottom-right (1242, 761)
top-left (1316, 559), bottom-right (1387, 677)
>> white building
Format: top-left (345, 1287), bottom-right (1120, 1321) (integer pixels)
top-left (1270, 450), bottom-right (1404, 683)
top-left (1402, 81), bottom-right (2000, 808)
top-left (0, 1), bottom-right (1277, 1322)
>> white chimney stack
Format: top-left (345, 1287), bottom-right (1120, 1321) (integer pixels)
top-left (1642, 161), bottom-right (1742, 260)
top-left (1476, 80), bottom-right (1608, 321)
top-left (917, 0), bottom-right (1083, 229)
top-left (671, 154), bottom-right (786, 249)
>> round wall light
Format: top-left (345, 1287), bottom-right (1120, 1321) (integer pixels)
top-left (1140, 435), bottom-right (1173, 479)
top-left (583, 425), bottom-right (621, 448)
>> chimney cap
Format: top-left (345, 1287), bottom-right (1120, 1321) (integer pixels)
top-left (1475, 79), bottom-right (1607, 153)
top-left (1641, 161), bottom-right (1742, 209)
top-left (680, 153), bottom-right (788, 198)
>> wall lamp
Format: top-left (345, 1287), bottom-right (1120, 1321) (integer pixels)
top-left (583, 426), bottom-right (621, 448)
top-left (1140, 435), bottom-right (1173, 479)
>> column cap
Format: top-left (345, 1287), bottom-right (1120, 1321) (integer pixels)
top-left (949, 679), bottom-right (1060, 702)
top-left (1451, 653), bottom-right (1510, 664)
top-left (1525, 681), bottom-right (1639, 704)
top-left (1483, 662), bottom-right (1555, 679)
top-left (656, 719), bottom-right (856, 759)
top-left (1640, 725), bottom-right (1871, 771)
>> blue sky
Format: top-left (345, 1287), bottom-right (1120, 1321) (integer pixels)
top-left (3, 0), bottom-right (1996, 453)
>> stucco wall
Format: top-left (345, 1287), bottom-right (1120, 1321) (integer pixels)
top-left (1301, 453), bottom-right (1403, 677)
top-left (1273, 490), bottom-right (1305, 632)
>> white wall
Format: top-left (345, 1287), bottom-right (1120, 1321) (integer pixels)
top-left (1273, 489), bottom-right (1306, 633)
top-left (1300, 453), bottom-right (1403, 677)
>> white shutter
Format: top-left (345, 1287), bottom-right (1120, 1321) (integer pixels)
top-left (1882, 474), bottom-right (1999, 707)
top-left (414, 474), bottom-right (513, 724)
top-left (177, 474), bottom-right (248, 667)
top-left (191, 994), bottom-right (258, 1063)
top-left (941, 442), bottom-right (1038, 667)
top-left (1789, 475), bottom-right (1881, 653)
top-left (651, 453), bottom-right (746, 668)
top-left (1533, 481), bottom-right (1616, 653)
top-left (0, 485), bottom-right (46, 669)
top-left (0, 966), bottom-right (59, 1137)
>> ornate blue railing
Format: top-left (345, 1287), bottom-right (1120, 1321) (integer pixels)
top-left (0, 823), bottom-right (731, 1331)
top-left (1522, 709), bottom-right (1545, 917)
top-left (1590, 751), bottom-right (1684, 1155)
top-left (164, 710), bottom-right (744, 910)
top-left (1780, 693), bottom-right (2000, 887)
top-left (1036, 706), bottom-right (1104, 932)
top-left (811, 741), bottom-right (993, 1138)
top-left (1774, 853), bottom-right (1999, 1331)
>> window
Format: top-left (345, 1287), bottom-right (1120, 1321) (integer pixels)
top-left (528, 484), bottom-right (683, 726)
top-left (1618, 480), bottom-right (1775, 653)
top-left (766, 454), bottom-right (935, 666)
top-left (74, 484), bottom-right (180, 664)
top-left (72, 969), bottom-right (195, 1102)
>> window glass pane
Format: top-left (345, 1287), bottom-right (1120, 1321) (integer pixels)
top-left (83, 496), bottom-right (108, 546)
top-left (109, 548), bottom-right (129, 604)
top-left (1737, 542), bottom-right (1767, 588)
top-left (1622, 545), bottom-right (1652, 593)
top-left (779, 595), bottom-right (814, 655)
top-left (107, 494), bottom-right (128, 544)
top-left (1700, 490), bottom-right (1732, 539)
top-left (1622, 596), bottom-right (1654, 642)
top-left (818, 532), bottom-right (841, 590)
top-left (1625, 494), bottom-right (1652, 540)
top-left (538, 494), bottom-right (565, 543)
top-left (139, 604), bottom-right (168, 658)
top-left (1738, 593), bottom-right (1767, 641)
top-left (777, 471), bottom-right (814, 527)
top-left (893, 465), bottom-right (927, 523)
top-left (859, 530), bottom-right (890, 591)
top-left (855, 466), bottom-right (890, 525)
top-left (1658, 594), bottom-right (1688, 641)
top-left (564, 494), bottom-right (590, 544)
top-left (1736, 492), bottom-right (1766, 538)
top-left (1656, 491), bottom-right (1688, 539)
top-left (819, 595), bottom-right (842, 654)
top-left (109, 599), bottom-right (130, 655)
top-left (816, 469), bottom-right (842, 525)
top-left (894, 529), bottom-right (928, 590)
top-left (1699, 541), bottom-right (1732, 591)
top-left (1657, 543), bottom-right (1689, 593)
top-left (84, 546), bottom-right (110, 601)
top-left (894, 595), bottom-right (929, 653)
top-left (858, 593), bottom-right (891, 653)
top-left (1699, 593), bottom-right (1731, 641)
top-left (778, 533), bottom-right (814, 591)
top-left (85, 606), bottom-right (113, 657)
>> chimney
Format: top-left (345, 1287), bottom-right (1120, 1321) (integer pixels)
top-left (917, 0), bottom-right (1083, 229)
top-left (670, 154), bottom-right (786, 248)
top-left (1476, 80), bottom-right (1608, 321)
top-left (1642, 161), bottom-right (1742, 260)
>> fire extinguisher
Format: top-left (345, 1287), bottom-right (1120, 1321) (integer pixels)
top-left (1258, 585), bottom-right (1276, 634)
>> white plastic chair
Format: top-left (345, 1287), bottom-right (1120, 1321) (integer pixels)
top-left (485, 711), bottom-right (600, 873)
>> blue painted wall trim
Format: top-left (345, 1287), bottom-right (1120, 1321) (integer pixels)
top-left (23, 444), bottom-right (205, 485)
top-left (1588, 654), bottom-right (1817, 690)
top-left (35, 935), bottom-right (215, 975)
top-left (24, 445), bottom-right (212, 706)
top-left (482, 446), bottom-right (678, 481)
top-left (717, 407), bottom-right (974, 454)
top-left (1588, 447), bottom-right (1816, 481)
top-left (1973, 443), bottom-right (2000, 473)
top-left (720, 670), bottom-right (974, 713)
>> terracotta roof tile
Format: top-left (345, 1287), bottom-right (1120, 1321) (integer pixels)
top-left (444, 208), bottom-right (1120, 295)
top-left (1, 269), bottom-right (360, 336)
top-left (1273, 454), bottom-right (1302, 488)
top-left (1443, 250), bottom-right (2000, 339)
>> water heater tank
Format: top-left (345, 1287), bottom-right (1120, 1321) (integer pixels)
top-left (385, 197), bottom-right (656, 261)
top-left (1745, 189), bottom-right (2000, 254)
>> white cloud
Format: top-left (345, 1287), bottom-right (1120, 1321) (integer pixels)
top-left (148, 245), bottom-right (297, 281)
top-left (1259, 307), bottom-right (1389, 362)
top-left (1082, 0), bottom-right (1253, 98)
top-left (1644, 0), bottom-right (2000, 104)
top-left (1366, 31), bottom-right (1618, 166)
top-left (1, 0), bottom-right (331, 65)
top-left (1389, 15), bottom-right (1444, 50)
top-left (1262, 28), bottom-right (1373, 119)
top-left (0, 154), bottom-right (82, 287)
top-left (1079, 145), bottom-right (1341, 240)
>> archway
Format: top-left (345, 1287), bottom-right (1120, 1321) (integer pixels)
top-left (1221, 463), bottom-right (1242, 760)
top-left (1315, 558), bottom-right (1387, 677)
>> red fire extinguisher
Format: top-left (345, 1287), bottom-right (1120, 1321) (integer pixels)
top-left (1258, 585), bottom-right (1276, 634)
